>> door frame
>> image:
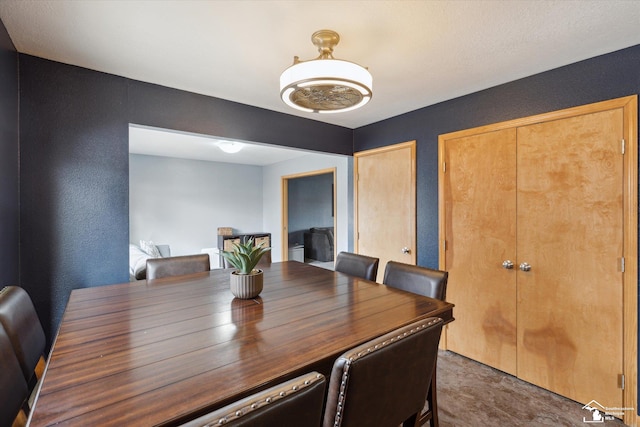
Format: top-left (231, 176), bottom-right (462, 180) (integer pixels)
top-left (281, 168), bottom-right (337, 262)
top-left (438, 95), bottom-right (638, 426)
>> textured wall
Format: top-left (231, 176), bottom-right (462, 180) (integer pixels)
top-left (127, 81), bottom-right (353, 155)
top-left (354, 44), bottom-right (640, 270)
top-left (20, 57), bottom-right (130, 342)
top-left (14, 33), bottom-right (640, 366)
top-left (354, 44), bottom-right (640, 414)
top-left (18, 55), bottom-right (353, 345)
top-left (0, 18), bottom-right (19, 286)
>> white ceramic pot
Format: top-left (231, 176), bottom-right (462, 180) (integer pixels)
top-left (230, 269), bottom-right (263, 299)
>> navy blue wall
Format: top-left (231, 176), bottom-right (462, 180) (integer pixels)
top-left (0, 18), bottom-right (19, 286)
top-left (19, 56), bottom-right (130, 344)
top-left (354, 44), bottom-right (640, 270)
top-left (354, 45), bottom-right (640, 412)
top-left (128, 81), bottom-right (352, 154)
top-left (18, 55), bottom-right (353, 344)
top-left (11, 19), bottom-right (640, 391)
top-left (288, 173), bottom-right (334, 245)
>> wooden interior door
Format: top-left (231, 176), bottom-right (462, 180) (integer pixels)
top-left (355, 141), bottom-right (416, 281)
top-left (516, 108), bottom-right (624, 408)
top-left (442, 128), bottom-right (518, 375)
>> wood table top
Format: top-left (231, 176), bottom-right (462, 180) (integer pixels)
top-left (28, 261), bottom-right (454, 426)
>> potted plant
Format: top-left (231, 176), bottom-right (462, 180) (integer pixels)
top-left (221, 238), bottom-right (271, 299)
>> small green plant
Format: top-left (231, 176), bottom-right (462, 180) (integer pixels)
top-left (221, 238), bottom-right (271, 275)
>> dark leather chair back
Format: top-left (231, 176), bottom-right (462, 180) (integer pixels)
top-left (383, 262), bottom-right (448, 427)
top-left (334, 252), bottom-right (379, 281)
top-left (0, 322), bottom-right (29, 427)
top-left (181, 372), bottom-right (326, 427)
top-left (323, 317), bottom-right (444, 427)
top-left (383, 261), bottom-right (448, 301)
top-left (146, 254), bottom-right (210, 280)
top-left (0, 286), bottom-right (46, 386)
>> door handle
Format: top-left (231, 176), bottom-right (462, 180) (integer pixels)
top-left (402, 247), bottom-right (411, 254)
top-left (519, 262), bottom-right (531, 272)
top-left (502, 260), bottom-right (514, 269)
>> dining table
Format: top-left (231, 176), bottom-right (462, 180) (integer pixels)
top-left (28, 261), bottom-right (454, 426)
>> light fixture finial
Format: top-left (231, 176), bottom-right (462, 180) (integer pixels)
top-left (311, 29), bottom-right (339, 59)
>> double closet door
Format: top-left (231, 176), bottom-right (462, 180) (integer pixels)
top-left (439, 96), bottom-right (637, 415)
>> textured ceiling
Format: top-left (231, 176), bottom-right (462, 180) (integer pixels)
top-left (2, 0), bottom-right (640, 131)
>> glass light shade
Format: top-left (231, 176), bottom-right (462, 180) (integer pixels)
top-left (217, 141), bottom-right (243, 153)
top-left (280, 59), bottom-right (372, 113)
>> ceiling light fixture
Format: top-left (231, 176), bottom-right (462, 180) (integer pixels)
top-left (280, 30), bottom-right (372, 114)
top-left (216, 141), bottom-right (243, 154)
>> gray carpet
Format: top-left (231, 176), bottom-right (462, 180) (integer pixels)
top-left (435, 351), bottom-right (628, 426)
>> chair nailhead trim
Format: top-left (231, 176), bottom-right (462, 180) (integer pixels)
top-left (203, 372), bottom-right (324, 426)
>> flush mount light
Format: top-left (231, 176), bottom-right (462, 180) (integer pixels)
top-left (280, 30), bottom-right (372, 114)
top-left (216, 141), bottom-right (243, 154)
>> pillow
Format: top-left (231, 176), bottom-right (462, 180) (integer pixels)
top-left (129, 244), bottom-right (151, 280)
top-left (132, 256), bottom-right (148, 280)
top-left (140, 240), bottom-right (161, 258)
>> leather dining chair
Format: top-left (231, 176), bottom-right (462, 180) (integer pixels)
top-left (146, 254), bottom-right (210, 280)
top-left (0, 322), bottom-right (29, 427)
top-left (383, 261), bottom-right (448, 301)
top-left (334, 251), bottom-right (379, 281)
top-left (0, 286), bottom-right (46, 390)
top-left (323, 317), bottom-right (443, 427)
top-left (180, 371), bottom-right (326, 427)
top-left (382, 261), bottom-right (448, 427)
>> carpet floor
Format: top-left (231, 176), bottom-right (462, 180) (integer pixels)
top-left (435, 350), bottom-right (628, 426)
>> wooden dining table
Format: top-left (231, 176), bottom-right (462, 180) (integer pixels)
top-left (28, 261), bottom-right (454, 426)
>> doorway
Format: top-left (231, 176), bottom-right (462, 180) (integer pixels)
top-left (281, 168), bottom-right (337, 268)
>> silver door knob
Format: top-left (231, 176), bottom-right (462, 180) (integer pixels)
top-left (502, 260), bottom-right (514, 269)
top-left (519, 262), bottom-right (531, 272)
top-left (402, 247), bottom-right (411, 254)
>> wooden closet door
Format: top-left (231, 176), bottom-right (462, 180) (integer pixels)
top-left (443, 128), bottom-right (517, 375)
top-left (516, 108), bottom-right (624, 408)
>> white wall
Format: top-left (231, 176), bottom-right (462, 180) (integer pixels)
top-left (130, 151), bottom-right (352, 267)
top-left (263, 153), bottom-right (352, 262)
top-left (129, 154), bottom-right (264, 267)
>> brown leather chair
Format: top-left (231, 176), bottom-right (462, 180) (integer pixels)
top-left (334, 252), bottom-right (379, 281)
top-left (180, 371), bottom-right (326, 427)
top-left (382, 262), bottom-right (448, 427)
top-left (0, 322), bottom-right (29, 427)
top-left (0, 286), bottom-right (46, 389)
top-left (146, 254), bottom-right (210, 280)
top-left (383, 261), bottom-right (448, 301)
top-left (323, 317), bottom-right (444, 427)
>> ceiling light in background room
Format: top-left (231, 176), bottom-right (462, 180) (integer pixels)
top-left (280, 30), bottom-right (372, 114)
top-left (216, 141), bottom-right (243, 153)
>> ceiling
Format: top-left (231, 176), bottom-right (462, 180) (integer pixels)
top-left (3, 0), bottom-right (640, 130)
top-left (2, 0), bottom-right (640, 162)
top-left (129, 125), bottom-right (317, 166)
